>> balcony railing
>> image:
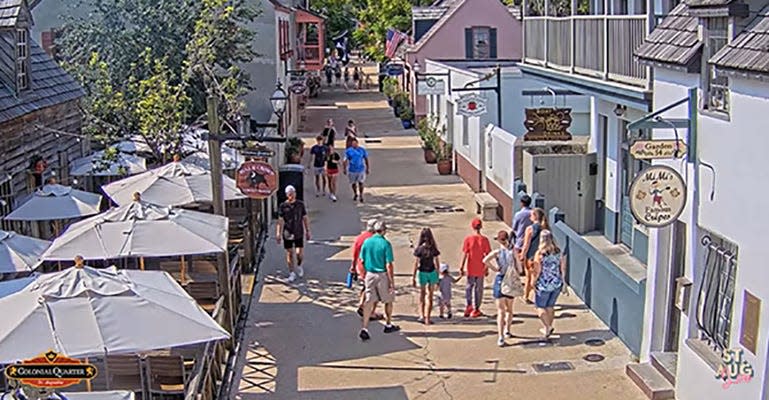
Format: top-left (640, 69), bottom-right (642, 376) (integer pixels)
top-left (524, 15), bottom-right (650, 88)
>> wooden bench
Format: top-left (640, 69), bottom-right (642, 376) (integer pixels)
top-left (474, 193), bottom-right (499, 221)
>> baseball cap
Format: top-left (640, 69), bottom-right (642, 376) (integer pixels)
top-left (439, 263), bottom-right (449, 273)
top-left (471, 218), bottom-right (483, 229)
top-left (366, 218), bottom-right (378, 231)
top-left (285, 185), bottom-right (296, 194)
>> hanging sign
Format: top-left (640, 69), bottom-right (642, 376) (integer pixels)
top-left (456, 93), bottom-right (487, 117)
top-left (629, 165), bottom-right (686, 228)
top-left (289, 82), bottom-right (307, 95)
top-left (417, 77), bottom-right (445, 95)
top-left (630, 140), bottom-right (688, 159)
top-left (4, 351), bottom-right (98, 389)
top-left (236, 160), bottom-right (278, 199)
top-left (386, 64), bottom-right (404, 76)
top-left (523, 108), bottom-right (572, 141)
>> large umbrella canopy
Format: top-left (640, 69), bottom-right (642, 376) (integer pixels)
top-left (70, 150), bottom-right (147, 177)
top-left (0, 231), bottom-right (49, 273)
top-left (1, 391), bottom-right (136, 400)
top-left (181, 127), bottom-right (244, 170)
top-left (113, 135), bottom-right (152, 154)
top-left (101, 160), bottom-right (246, 207)
top-left (0, 266), bottom-right (229, 363)
top-left (40, 198), bottom-right (228, 261)
top-left (0, 275), bottom-right (36, 297)
top-left (4, 184), bottom-right (102, 221)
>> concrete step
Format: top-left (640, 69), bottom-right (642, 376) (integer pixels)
top-left (651, 351), bottom-right (678, 385)
top-left (626, 363), bottom-right (676, 400)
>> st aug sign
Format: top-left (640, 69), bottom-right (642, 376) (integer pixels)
top-left (456, 93), bottom-right (487, 117)
top-left (629, 165), bottom-right (686, 228)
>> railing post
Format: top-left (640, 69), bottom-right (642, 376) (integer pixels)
top-left (522, 0), bottom-right (527, 60)
top-left (570, 0), bottom-right (577, 72)
top-left (544, 0), bottom-right (550, 66)
top-left (603, 16), bottom-right (609, 79)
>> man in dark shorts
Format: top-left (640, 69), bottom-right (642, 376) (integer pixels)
top-left (308, 135), bottom-right (328, 197)
top-left (276, 185), bottom-right (311, 283)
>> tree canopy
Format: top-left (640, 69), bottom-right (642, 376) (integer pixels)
top-left (57, 0), bottom-right (260, 159)
top-left (354, 0), bottom-right (413, 62)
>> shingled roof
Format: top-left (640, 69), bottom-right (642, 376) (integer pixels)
top-left (0, 0), bottom-right (25, 28)
top-left (710, 3), bottom-right (769, 75)
top-left (412, 6), bottom-right (449, 20)
top-left (0, 39), bottom-right (84, 123)
top-left (634, 3), bottom-right (702, 72)
top-left (685, 0), bottom-right (734, 7)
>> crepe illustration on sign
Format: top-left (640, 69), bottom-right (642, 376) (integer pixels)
top-left (523, 108), bottom-right (572, 141)
top-left (629, 166), bottom-right (686, 227)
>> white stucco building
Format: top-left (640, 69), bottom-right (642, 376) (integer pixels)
top-left (634, 1), bottom-right (769, 398)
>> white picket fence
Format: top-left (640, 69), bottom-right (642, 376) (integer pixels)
top-left (486, 124), bottom-right (516, 197)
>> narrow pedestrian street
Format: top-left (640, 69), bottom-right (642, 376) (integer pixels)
top-left (231, 75), bottom-right (647, 400)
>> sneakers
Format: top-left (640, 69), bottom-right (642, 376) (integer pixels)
top-left (353, 194), bottom-right (358, 201)
top-left (539, 327), bottom-right (554, 338)
top-left (447, 311), bottom-right (452, 319)
top-left (359, 329), bottom-right (370, 341)
top-left (464, 305), bottom-right (473, 317)
top-left (296, 266), bottom-right (304, 278)
top-left (470, 309), bottom-right (482, 318)
top-left (357, 307), bottom-right (364, 317)
top-left (497, 337), bottom-right (505, 347)
top-left (330, 194), bottom-right (337, 202)
top-left (504, 330), bottom-right (513, 339)
top-left (287, 272), bottom-right (297, 283)
top-left (383, 324), bottom-right (401, 334)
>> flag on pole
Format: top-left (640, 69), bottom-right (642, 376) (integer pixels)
top-left (385, 28), bottom-right (407, 59)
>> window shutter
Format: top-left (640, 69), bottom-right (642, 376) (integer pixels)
top-left (465, 28), bottom-right (473, 58)
top-left (489, 28), bottom-right (498, 59)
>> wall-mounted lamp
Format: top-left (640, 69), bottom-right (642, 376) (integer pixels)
top-left (613, 104), bottom-right (627, 117)
top-left (413, 60), bottom-right (421, 73)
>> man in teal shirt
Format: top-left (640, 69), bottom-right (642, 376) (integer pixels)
top-left (358, 220), bottom-right (399, 340)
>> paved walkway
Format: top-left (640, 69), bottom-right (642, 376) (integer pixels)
top-left (231, 81), bottom-right (647, 400)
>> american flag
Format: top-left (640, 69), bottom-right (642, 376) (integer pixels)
top-left (385, 28), bottom-right (407, 59)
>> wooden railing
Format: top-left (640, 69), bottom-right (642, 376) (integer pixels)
top-left (524, 15), bottom-right (649, 87)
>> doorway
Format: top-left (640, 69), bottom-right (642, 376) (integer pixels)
top-left (664, 221), bottom-right (686, 352)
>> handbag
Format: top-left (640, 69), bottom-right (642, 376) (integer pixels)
top-left (501, 254), bottom-right (524, 297)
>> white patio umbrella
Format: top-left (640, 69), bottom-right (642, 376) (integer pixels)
top-left (40, 195), bottom-right (228, 262)
top-left (113, 135), bottom-right (152, 154)
top-left (3, 184), bottom-right (102, 222)
top-left (1, 390), bottom-right (135, 400)
top-left (101, 157), bottom-right (246, 207)
top-left (0, 265), bottom-right (229, 363)
top-left (70, 150), bottom-right (147, 177)
top-left (0, 230), bottom-right (49, 273)
top-left (0, 275), bottom-right (36, 298)
top-left (184, 148), bottom-right (243, 170)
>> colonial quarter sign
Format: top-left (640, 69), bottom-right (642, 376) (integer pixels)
top-left (236, 161), bottom-right (278, 199)
top-left (523, 108), bottom-right (573, 141)
top-left (629, 165), bottom-right (687, 228)
top-left (456, 93), bottom-right (487, 117)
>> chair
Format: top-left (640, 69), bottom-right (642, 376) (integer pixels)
top-left (185, 281), bottom-right (220, 313)
top-left (145, 356), bottom-right (186, 398)
top-left (105, 355), bottom-right (144, 397)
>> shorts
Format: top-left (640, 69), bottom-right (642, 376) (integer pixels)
top-left (348, 171), bottom-right (365, 184)
top-left (283, 238), bottom-right (304, 250)
top-left (313, 167), bottom-right (325, 176)
top-left (326, 168), bottom-right (339, 176)
top-left (492, 274), bottom-right (516, 299)
top-left (535, 287), bottom-right (562, 308)
top-left (417, 270), bottom-right (439, 286)
top-left (364, 272), bottom-right (394, 304)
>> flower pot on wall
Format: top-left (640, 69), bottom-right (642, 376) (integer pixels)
top-left (423, 149), bottom-right (437, 164)
top-left (401, 119), bottom-right (413, 129)
top-left (437, 159), bottom-right (451, 175)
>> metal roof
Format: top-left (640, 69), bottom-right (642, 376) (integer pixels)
top-left (634, 3), bottom-right (702, 71)
top-left (711, 3), bottom-right (769, 75)
top-left (0, 0), bottom-right (23, 29)
top-left (0, 39), bottom-right (84, 123)
top-left (684, 0), bottom-right (735, 7)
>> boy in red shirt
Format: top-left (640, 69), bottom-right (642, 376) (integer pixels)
top-left (459, 218), bottom-right (492, 317)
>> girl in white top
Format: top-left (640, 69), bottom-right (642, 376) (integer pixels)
top-left (484, 230), bottom-right (523, 347)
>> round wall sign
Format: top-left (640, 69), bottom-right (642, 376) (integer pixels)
top-left (629, 165), bottom-right (687, 228)
top-left (236, 161), bottom-right (278, 200)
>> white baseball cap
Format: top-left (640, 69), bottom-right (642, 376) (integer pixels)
top-left (366, 218), bottom-right (378, 231)
top-left (439, 263), bottom-right (449, 273)
top-left (285, 185), bottom-right (296, 194)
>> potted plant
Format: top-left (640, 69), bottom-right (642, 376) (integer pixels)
top-left (392, 92), bottom-right (409, 117)
top-left (284, 137), bottom-right (305, 164)
top-left (399, 106), bottom-right (414, 129)
top-left (436, 141), bottom-right (453, 175)
top-left (383, 77), bottom-right (398, 105)
top-left (417, 117), bottom-right (439, 163)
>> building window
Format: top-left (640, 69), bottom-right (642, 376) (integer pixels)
top-left (16, 28), bottom-right (29, 91)
top-left (696, 231), bottom-right (737, 351)
top-left (0, 175), bottom-right (13, 231)
top-left (705, 18), bottom-right (730, 114)
top-left (472, 27), bottom-right (490, 59)
top-left (462, 116), bottom-right (469, 146)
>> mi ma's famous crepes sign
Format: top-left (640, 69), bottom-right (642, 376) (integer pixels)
top-left (3, 351), bottom-right (97, 389)
top-left (629, 165), bottom-right (686, 228)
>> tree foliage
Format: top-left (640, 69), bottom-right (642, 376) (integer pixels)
top-left (310, 0), bottom-right (363, 49)
top-left (57, 0), bottom-right (260, 158)
top-left (354, 0), bottom-right (413, 62)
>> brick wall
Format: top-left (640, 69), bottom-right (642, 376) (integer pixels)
top-left (486, 178), bottom-right (513, 224)
top-left (455, 151), bottom-right (480, 192)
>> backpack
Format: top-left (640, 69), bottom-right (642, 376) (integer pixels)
top-left (500, 251), bottom-right (524, 297)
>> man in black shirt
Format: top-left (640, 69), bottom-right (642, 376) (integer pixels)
top-left (277, 185), bottom-right (311, 282)
top-left (322, 118), bottom-right (336, 147)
